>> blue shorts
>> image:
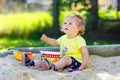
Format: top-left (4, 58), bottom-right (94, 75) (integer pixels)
top-left (69, 57), bottom-right (81, 69)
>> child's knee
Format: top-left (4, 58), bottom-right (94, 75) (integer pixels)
top-left (62, 56), bottom-right (72, 63)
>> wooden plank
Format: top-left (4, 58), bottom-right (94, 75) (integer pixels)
top-left (6, 44), bottom-right (120, 57)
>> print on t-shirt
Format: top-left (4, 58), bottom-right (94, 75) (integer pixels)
top-left (62, 45), bottom-right (68, 54)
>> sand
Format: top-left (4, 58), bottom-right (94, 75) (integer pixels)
top-left (0, 54), bottom-right (120, 80)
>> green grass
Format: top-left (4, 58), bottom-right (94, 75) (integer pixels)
top-left (0, 11), bottom-right (87, 36)
top-left (0, 37), bottom-right (120, 52)
top-left (0, 10), bottom-right (119, 37)
top-left (86, 40), bottom-right (120, 45)
top-left (0, 38), bottom-right (49, 52)
top-left (98, 10), bottom-right (120, 19)
top-left (0, 12), bottom-right (52, 36)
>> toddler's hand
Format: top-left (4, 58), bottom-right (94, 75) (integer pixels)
top-left (41, 34), bottom-right (48, 42)
top-left (79, 66), bottom-right (86, 71)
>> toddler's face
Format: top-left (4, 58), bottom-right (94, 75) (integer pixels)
top-left (62, 16), bottom-right (81, 36)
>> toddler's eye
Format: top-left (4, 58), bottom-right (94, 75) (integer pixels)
top-left (69, 23), bottom-right (72, 25)
top-left (64, 22), bottom-right (66, 24)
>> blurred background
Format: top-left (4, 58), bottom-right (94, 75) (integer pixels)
top-left (0, 0), bottom-right (120, 52)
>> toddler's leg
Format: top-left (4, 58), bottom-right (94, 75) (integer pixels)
top-left (22, 53), bottom-right (35, 66)
top-left (51, 56), bottom-right (72, 70)
top-left (22, 53), bottom-right (50, 70)
top-left (22, 54), bottom-right (72, 71)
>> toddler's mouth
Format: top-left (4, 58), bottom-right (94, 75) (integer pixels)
top-left (61, 28), bottom-right (69, 32)
top-left (64, 28), bottom-right (68, 30)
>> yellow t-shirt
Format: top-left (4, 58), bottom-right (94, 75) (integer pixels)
top-left (57, 34), bottom-right (86, 63)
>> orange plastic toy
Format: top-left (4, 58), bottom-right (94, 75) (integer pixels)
top-left (13, 51), bottom-right (35, 61)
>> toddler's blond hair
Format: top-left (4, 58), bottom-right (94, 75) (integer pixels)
top-left (65, 13), bottom-right (85, 35)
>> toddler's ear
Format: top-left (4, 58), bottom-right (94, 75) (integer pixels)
top-left (78, 25), bottom-right (81, 30)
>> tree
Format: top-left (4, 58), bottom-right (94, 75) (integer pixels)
top-left (87, 0), bottom-right (98, 31)
top-left (51, 0), bottom-right (59, 38)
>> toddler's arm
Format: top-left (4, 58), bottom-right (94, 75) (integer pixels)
top-left (79, 46), bottom-right (89, 70)
top-left (41, 34), bottom-right (58, 46)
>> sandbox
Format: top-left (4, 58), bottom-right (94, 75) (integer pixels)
top-left (0, 44), bottom-right (120, 80)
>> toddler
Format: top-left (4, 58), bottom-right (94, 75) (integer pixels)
top-left (22, 13), bottom-right (89, 71)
